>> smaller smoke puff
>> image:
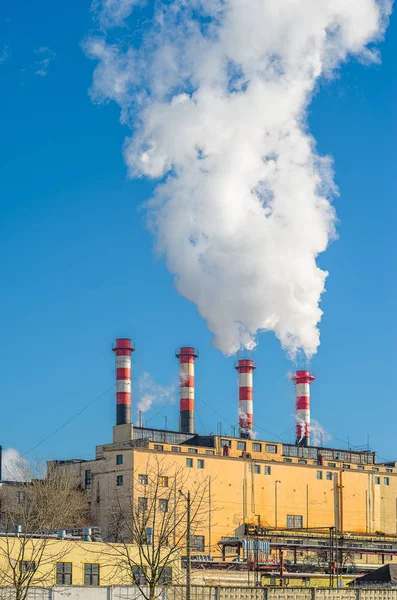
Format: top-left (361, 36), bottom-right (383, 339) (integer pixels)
top-left (2, 448), bottom-right (28, 481)
top-left (311, 419), bottom-right (332, 447)
top-left (137, 372), bottom-right (176, 416)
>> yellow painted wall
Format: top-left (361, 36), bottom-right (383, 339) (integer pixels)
top-left (0, 537), bottom-right (179, 587)
top-left (53, 431), bottom-right (397, 562)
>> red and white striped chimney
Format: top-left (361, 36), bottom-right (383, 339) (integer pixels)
top-left (112, 339), bottom-right (135, 426)
top-left (293, 370), bottom-right (315, 447)
top-left (176, 347), bottom-right (198, 434)
top-left (235, 359), bottom-right (256, 439)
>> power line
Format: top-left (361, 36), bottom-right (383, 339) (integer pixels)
top-left (21, 384), bottom-right (115, 459)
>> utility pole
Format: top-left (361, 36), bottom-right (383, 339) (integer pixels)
top-left (179, 489), bottom-right (191, 600)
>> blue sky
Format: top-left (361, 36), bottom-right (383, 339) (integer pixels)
top-left (0, 1), bottom-right (396, 464)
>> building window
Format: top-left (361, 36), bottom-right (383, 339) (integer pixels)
top-left (343, 464), bottom-right (351, 469)
top-left (17, 491), bottom-right (24, 504)
top-left (197, 459), bottom-right (205, 469)
top-left (116, 454), bottom-right (123, 465)
top-left (316, 471), bottom-right (323, 480)
top-left (326, 472), bottom-right (332, 480)
top-left (85, 469), bottom-right (92, 490)
top-left (159, 476), bottom-right (169, 487)
top-left (298, 459), bottom-right (307, 464)
top-left (191, 535), bottom-right (205, 551)
top-left (205, 450), bottom-right (215, 455)
top-left (159, 499), bottom-right (169, 513)
top-left (116, 475), bottom-right (124, 486)
top-left (266, 444), bottom-right (277, 454)
top-left (373, 467), bottom-right (379, 472)
top-left (385, 554), bottom-right (393, 561)
top-left (253, 443), bottom-right (262, 453)
top-left (287, 515), bottom-right (303, 529)
top-left (138, 497), bottom-right (148, 512)
top-left (188, 448), bottom-right (198, 454)
top-left (386, 468), bottom-right (393, 473)
top-left (153, 444), bottom-right (164, 451)
top-left (237, 441), bottom-right (246, 451)
top-left (20, 561), bottom-right (36, 573)
top-left (328, 463), bottom-right (336, 468)
top-left (221, 439), bottom-right (231, 448)
top-left (384, 477), bottom-right (390, 486)
top-left (186, 458), bottom-right (193, 468)
top-left (253, 464), bottom-right (260, 474)
top-left (357, 465), bottom-right (364, 470)
top-left (132, 566), bottom-right (147, 585)
top-left (375, 476), bottom-right (381, 485)
top-left (56, 562), bottom-right (72, 585)
top-left (138, 474), bottom-right (148, 485)
top-left (171, 446), bottom-right (181, 452)
top-left (264, 466), bottom-right (271, 475)
top-left (159, 566), bottom-right (172, 584)
top-left (84, 564), bottom-right (100, 586)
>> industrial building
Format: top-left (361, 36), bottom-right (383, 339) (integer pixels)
top-left (52, 339), bottom-right (397, 577)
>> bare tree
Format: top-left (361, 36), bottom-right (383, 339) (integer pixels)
top-left (103, 456), bottom-right (211, 600)
top-left (0, 463), bottom-right (89, 600)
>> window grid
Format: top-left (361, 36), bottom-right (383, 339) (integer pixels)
top-left (84, 563), bottom-right (100, 586)
top-left (286, 515), bottom-right (303, 529)
top-left (190, 535), bottom-right (205, 551)
top-left (56, 562), bottom-right (72, 585)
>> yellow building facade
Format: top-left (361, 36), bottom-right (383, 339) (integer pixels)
top-left (52, 423), bottom-right (397, 571)
top-left (0, 535), bottom-right (178, 588)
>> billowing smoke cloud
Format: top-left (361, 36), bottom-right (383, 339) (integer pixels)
top-left (85, 0), bottom-right (392, 358)
top-left (2, 448), bottom-right (29, 481)
top-left (137, 371), bottom-right (176, 416)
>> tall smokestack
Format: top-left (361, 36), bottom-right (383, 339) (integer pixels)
top-left (176, 347), bottom-right (198, 434)
top-left (112, 338), bottom-right (135, 426)
top-left (293, 370), bottom-right (315, 447)
top-left (235, 359), bottom-right (256, 439)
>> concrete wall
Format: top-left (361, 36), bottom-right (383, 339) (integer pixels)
top-left (4, 586), bottom-right (397, 600)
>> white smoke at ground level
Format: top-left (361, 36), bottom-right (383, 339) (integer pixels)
top-left (2, 448), bottom-right (29, 481)
top-left (136, 372), bottom-right (176, 419)
top-left (86, 0), bottom-right (392, 358)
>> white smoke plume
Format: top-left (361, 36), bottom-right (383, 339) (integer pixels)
top-left (2, 448), bottom-right (29, 482)
top-left (137, 371), bottom-right (176, 417)
top-left (311, 419), bottom-right (332, 447)
top-left (85, 0), bottom-right (392, 358)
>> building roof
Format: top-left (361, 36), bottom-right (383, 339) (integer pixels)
top-left (351, 564), bottom-right (397, 585)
